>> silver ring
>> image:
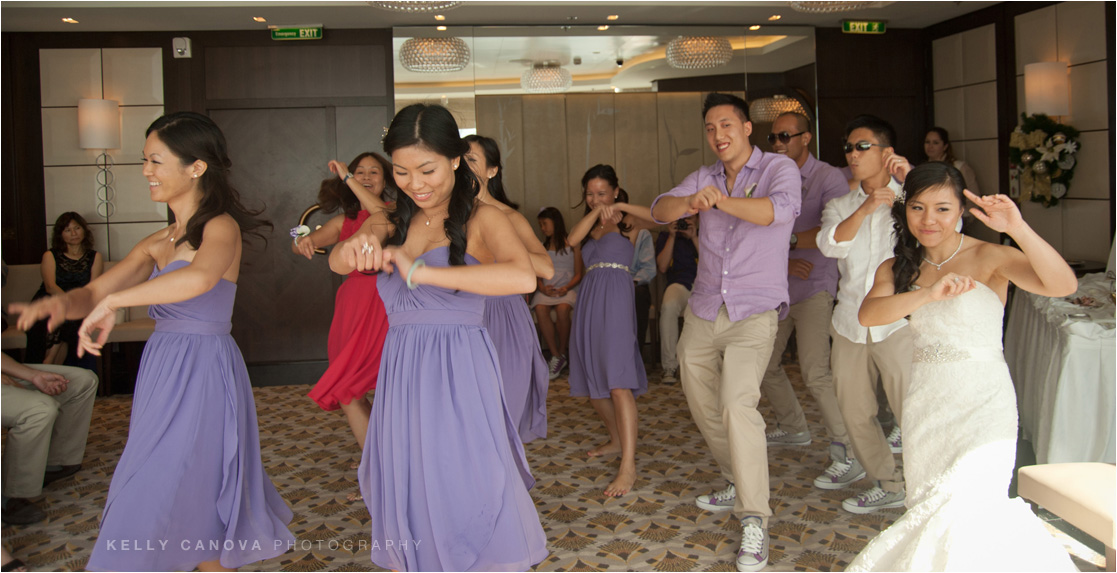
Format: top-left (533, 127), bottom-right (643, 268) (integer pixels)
top-left (953, 277), bottom-right (961, 283)
top-left (361, 242), bottom-right (374, 255)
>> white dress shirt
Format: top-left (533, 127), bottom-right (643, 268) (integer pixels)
top-left (818, 177), bottom-right (908, 344)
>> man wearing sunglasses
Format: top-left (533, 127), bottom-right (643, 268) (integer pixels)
top-left (650, 92), bottom-right (800, 572)
top-left (818, 114), bottom-right (913, 515)
top-left (759, 112), bottom-right (858, 492)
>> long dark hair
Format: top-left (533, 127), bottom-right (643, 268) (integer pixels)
top-left (537, 206), bottom-right (570, 255)
top-left (145, 112), bottom-right (271, 249)
top-left (462, 134), bottom-right (519, 210)
top-left (317, 152), bottom-right (391, 219)
top-left (51, 211), bottom-right (94, 253)
top-left (382, 104), bottom-right (479, 266)
top-left (576, 164), bottom-right (632, 243)
top-left (892, 161), bottom-right (968, 293)
top-left (924, 127), bottom-right (956, 164)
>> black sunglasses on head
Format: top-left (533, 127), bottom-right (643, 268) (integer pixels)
top-left (843, 141), bottom-right (886, 154)
top-left (767, 131), bottom-right (806, 145)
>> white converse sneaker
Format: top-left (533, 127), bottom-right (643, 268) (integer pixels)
top-left (736, 516), bottom-right (769, 571)
top-left (813, 456), bottom-right (866, 490)
top-left (887, 426), bottom-right (902, 454)
top-left (841, 485), bottom-right (905, 514)
top-left (696, 483), bottom-right (736, 512)
top-left (766, 428), bottom-right (811, 446)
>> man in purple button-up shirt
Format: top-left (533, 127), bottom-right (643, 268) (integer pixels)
top-left (650, 93), bottom-right (800, 572)
top-left (758, 112), bottom-right (857, 492)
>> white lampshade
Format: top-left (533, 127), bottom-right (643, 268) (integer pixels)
top-left (77, 99), bottom-right (121, 150)
top-left (1024, 62), bottom-right (1069, 117)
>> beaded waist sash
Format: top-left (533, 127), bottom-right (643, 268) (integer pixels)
top-left (587, 262), bottom-right (630, 273)
top-left (913, 342), bottom-right (1003, 364)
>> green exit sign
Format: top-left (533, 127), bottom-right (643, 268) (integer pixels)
top-left (842, 20), bottom-right (887, 34)
top-left (271, 26), bottom-right (323, 41)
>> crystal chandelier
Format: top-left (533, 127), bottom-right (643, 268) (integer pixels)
top-left (788, 1), bottom-right (875, 13)
top-left (665, 36), bottom-right (733, 70)
top-left (521, 63), bottom-right (572, 93)
top-left (748, 94), bottom-right (809, 123)
top-left (398, 37), bottom-right (470, 73)
top-left (371, 1), bottom-right (461, 12)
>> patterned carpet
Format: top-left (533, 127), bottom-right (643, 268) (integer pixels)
top-left (2, 362), bottom-right (1104, 571)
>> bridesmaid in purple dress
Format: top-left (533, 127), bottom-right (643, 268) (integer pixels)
top-left (464, 134), bottom-right (553, 443)
top-left (14, 112), bottom-right (293, 571)
top-left (330, 104), bottom-right (547, 572)
top-left (566, 164), bottom-right (649, 497)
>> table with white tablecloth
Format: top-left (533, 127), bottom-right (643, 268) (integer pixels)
top-left (1004, 272), bottom-right (1116, 464)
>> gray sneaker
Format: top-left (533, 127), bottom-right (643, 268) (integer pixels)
top-left (661, 367), bottom-right (678, 383)
top-left (841, 485), bottom-right (905, 514)
top-left (736, 516), bottom-right (769, 571)
top-left (887, 426), bottom-right (902, 453)
top-left (695, 483), bottom-right (736, 512)
top-left (813, 456), bottom-right (866, 490)
top-left (766, 428), bottom-right (811, 446)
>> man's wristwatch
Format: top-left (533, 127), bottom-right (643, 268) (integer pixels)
top-left (789, 233), bottom-right (798, 250)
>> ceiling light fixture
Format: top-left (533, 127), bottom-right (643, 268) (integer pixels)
top-left (748, 94), bottom-right (809, 123)
top-left (749, 25), bottom-right (762, 30)
top-left (61, 17), bottom-right (79, 24)
top-left (768, 14), bottom-right (782, 20)
top-left (665, 36), bottom-right (733, 70)
top-left (371, 1), bottom-right (462, 13)
top-left (521, 63), bottom-right (572, 93)
top-left (436, 25), bottom-right (447, 30)
top-left (398, 36), bottom-right (470, 73)
top-left (253, 16), bottom-right (267, 22)
top-left (434, 14), bottom-right (445, 20)
top-left (788, 1), bottom-right (875, 13)
top-left (598, 25), bottom-right (609, 31)
top-left (607, 14), bottom-right (619, 20)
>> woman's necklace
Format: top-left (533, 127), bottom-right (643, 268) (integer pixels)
top-left (424, 209), bottom-right (448, 227)
top-left (923, 234), bottom-right (964, 271)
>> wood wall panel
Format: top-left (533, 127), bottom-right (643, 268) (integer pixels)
top-left (205, 45), bottom-right (388, 101)
top-left (475, 95), bottom-right (525, 209)
top-left (565, 93), bottom-right (616, 206)
top-left (335, 105), bottom-right (391, 164)
top-left (656, 93), bottom-right (705, 190)
top-left (521, 95), bottom-right (570, 216)
top-left (614, 93), bottom-right (660, 203)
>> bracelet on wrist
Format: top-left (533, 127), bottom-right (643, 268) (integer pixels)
top-left (343, 173), bottom-right (353, 183)
top-left (406, 259), bottom-right (427, 290)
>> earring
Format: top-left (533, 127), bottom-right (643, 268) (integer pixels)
top-left (192, 174), bottom-right (198, 178)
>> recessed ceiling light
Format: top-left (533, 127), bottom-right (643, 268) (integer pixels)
top-left (434, 14), bottom-right (445, 20)
top-left (598, 25), bottom-right (609, 31)
top-left (61, 17), bottom-right (79, 24)
top-left (749, 25), bottom-right (762, 30)
top-left (768, 14), bottom-right (782, 21)
top-left (607, 15), bottom-right (619, 21)
top-left (253, 16), bottom-right (267, 22)
top-left (436, 25), bottom-right (447, 31)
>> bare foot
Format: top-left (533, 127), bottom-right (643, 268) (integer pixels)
top-left (347, 491), bottom-right (363, 502)
top-left (587, 441), bottom-right (622, 458)
top-left (603, 467), bottom-right (636, 497)
top-left (350, 461), bottom-right (360, 470)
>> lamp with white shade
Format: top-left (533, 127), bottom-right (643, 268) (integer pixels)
top-left (77, 98), bottom-right (121, 219)
top-left (1024, 61), bottom-right (1069, 117)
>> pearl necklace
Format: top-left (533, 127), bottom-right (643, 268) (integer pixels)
top-left (923, 235), bottom-right (964, 271)
top-left (423, 210), bottom-right (448, 227)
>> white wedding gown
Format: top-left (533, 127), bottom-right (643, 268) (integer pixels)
top-left (847, 283), bottom-right (1076, 571)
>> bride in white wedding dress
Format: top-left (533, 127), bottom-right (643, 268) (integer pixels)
top-left (848, 162), bottom-right (1079, 571)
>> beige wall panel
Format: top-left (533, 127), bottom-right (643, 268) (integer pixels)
top-left (521, 95), bottom-right (570, 217)
top-left (565, 93), bottom-right (616, 207)
top-left (44, 166), bottom-right (102, 224)
top-left (102, 48), bottom-right (164, 105)
top-left (1067, 61), bottom-right (1109, 131)
top-left (958, 139), bottom-right (999, 198)
top-left (1060, 199), bottom-right (1112, 262)
top-left (120, 105), bottom-right (164, 162)
top-left (108, 222), bottom-right (166, 262)
top-left (476, 95), bottom-right (526, 212)
top-left (39, 49), bottom-right (102, 107)
top-left (1067, 130), bottom-right (1110, 200)
top-left (41, 107), bottom-right (101, 166)
top-left (961, 25), bottom-right (997, 85)
top-left (933, 88), bottom-right (966, 141)
top-left (1015, 6), bottom-right (1058, 75)
top-left (933, 33), bottom-right (964, 90)
top-left (1021, 200), bottom-right (1064, 254)
top-left (614, 93), bottom-right (660, 207)
top-left (1056, 2), bottom-right (1108, 66)
top-left (657, 93), bottom-right (704, 190)
top-left (962, 82), bottom-right (998, 140)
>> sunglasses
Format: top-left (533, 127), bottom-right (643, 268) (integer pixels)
top-left (843, 141), bottom-right (886, 154)
top-left (767, 131), bottom-right (806, 145)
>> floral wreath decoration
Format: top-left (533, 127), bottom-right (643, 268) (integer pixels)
top-left (1009, 113), bottom-right (1080, 208)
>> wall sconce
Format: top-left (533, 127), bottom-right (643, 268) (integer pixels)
top-left (77, 98), bottom-right (121, 219)
top-left (1024, 61), bottom-right (1069, 117)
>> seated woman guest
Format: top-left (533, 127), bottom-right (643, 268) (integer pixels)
top-left (532, 206), bottom-right (583, 379)
top-left (25, 212), bottom-right (104, 367)
top-left (923, 127), bottom-right (980, 194)
top-left (331, 104), bottom-right (547, 572)
top-left (848, 162), bottom-right (1076, 571)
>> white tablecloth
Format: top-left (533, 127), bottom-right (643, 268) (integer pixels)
top-left (1004, 273), bottom-right (1116, 464)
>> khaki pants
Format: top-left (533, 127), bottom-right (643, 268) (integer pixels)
top-left (658, 282), bottom-right (690, 371)
top-left (1, 364), bottom-right (98, 498)
top-left (678, 305), bottom-right (778, 524)
top-left (760, 292), bottom-right (849, 452)
top-left (831, 326), bottom-right (912, 493)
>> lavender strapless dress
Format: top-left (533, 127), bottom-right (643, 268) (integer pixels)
top-left (568, 232), bottom-right (648, 399)
top-left (360, 247), bottom-right (548, 571)
top-left (485, 294), bottom-right (549, 443)
top-left (87, 260), bottom-right (293, 572)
